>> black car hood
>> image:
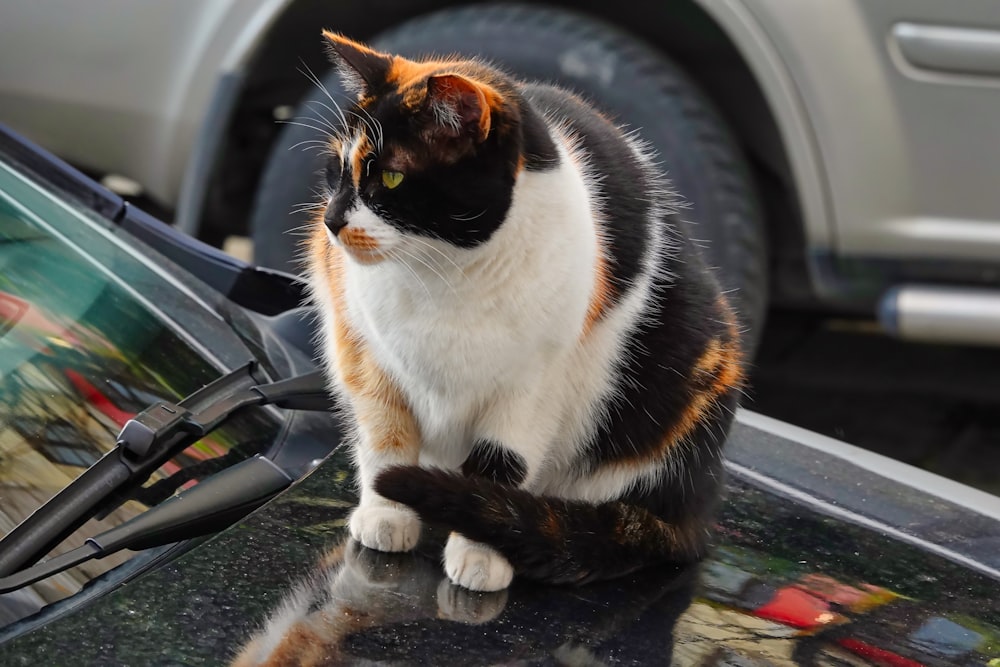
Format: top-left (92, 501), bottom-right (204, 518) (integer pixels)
top-left (3, 414), bottom-right (999, 665)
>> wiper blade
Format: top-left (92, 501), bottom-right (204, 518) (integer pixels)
top-left (0, 362), bottom-right (331, 579)
top-left (0, 456), bottom-right (292, 594)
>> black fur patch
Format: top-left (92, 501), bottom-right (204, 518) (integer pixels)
top-left (519, 99), bottom-right (560, 171)
top-left (323, 156), bottom-right (355, 233)
top-left (584, 233), bottom-right (736, 470)
top-left (334, 90), bottom-right (519, 248)
top-left (522, 84), bottom-right (654, 292)
top-left (461, 439), bottom-right (526, 486)
top-left (374, 466), bottom-right (701, 585)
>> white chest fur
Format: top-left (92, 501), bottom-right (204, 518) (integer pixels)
top-left (338, 160), bottom-right (607, 466)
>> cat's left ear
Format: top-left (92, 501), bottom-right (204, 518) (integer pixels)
top-left (425, 74), bottom-right (495, 143)
top-left (322, 31), bottom-right (392, 97)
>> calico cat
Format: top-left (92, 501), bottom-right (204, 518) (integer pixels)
top-left (306, 32), bottom-right (744, 593)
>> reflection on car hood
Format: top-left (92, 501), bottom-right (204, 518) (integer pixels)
top-left (2, 420), bottom-right (999, 665)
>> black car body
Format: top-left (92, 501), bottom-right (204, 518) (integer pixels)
top-left (0, 125), bottom-right (998, 665)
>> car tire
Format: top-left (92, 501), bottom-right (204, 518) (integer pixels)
top-left (249, 3), bottom-right (767, 350)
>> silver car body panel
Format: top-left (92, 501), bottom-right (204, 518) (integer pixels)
top-left (2, 0), bottom-right (998, 276)
top-left (698, 0), bottom-right (1000, 265)
top-left (0, 0), bottom-right (292, 206)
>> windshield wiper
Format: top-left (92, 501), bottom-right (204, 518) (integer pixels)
top-left (0, 361), bottom-right (332, 583)
top-left (0, 455), bottom-right (293, 594)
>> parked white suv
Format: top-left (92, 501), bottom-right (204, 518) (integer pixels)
top-left (2, 0), bottom-right (999, 348)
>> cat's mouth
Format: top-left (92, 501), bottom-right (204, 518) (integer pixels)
top-left (336, 227), bottom-right (388, 265)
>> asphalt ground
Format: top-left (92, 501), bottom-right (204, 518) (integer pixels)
top-left (746, 309), bottom-right (1000, 497)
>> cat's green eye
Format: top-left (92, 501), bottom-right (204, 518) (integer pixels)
top-left (382, 170), bottom-right (404, 189)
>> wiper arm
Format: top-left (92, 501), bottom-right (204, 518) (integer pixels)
top-left (0, 362), bottom-right (331, 579)
top-left (0, 455), bottom-right (292, 594)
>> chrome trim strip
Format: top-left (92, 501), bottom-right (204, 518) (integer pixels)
top-left (736, 409), bottom-right (1000, 522)
top-left (727, 460), bottom-right (1000, 581)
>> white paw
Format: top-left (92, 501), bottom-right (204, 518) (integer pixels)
top-left (443, 533), bottom-right (513, 592)
top-left (349, 502), bottom-right (421, 552)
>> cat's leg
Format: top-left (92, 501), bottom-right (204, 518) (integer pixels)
top-left (350, 442), bottom-right (421, 552)
top-left (343, 380), bottom-right (423, 553)
top-left (444, 426), bottom-right (554, 591)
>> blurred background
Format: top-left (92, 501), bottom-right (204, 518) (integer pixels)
top-left (1, 0), bottom-right (998, 493)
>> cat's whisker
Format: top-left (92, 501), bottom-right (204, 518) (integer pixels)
top-left (287, 138), bottom-right (333, 152)
top-left (284, 227), bottom-right (318, 237)
top-left (395, 245), bottom-right (456, 295)
top-left (299, 76), bottom-right (382, 153)
top-left (290, 199), bottom-right (326, 209)
top-left (386, 248), bottom-right (433, 299)
top-left (298, 62), bottom-right (351, 127)
top-left (343, 109), bottom-right (381, 150)
top-left (352, 104), bottom-right (384, 151)
top-left (304, 100), bottom-right (347, 133)
top-left (449, 208), bottom-right (488, 222)
top-left (278, 119), bottom-right (335, 139)
top-left (299, 106), bottom-right (342, 135)
top-left (406, 235), bottom-right (466, 277)
top-left (414, 247), bottom-right (464, 289)
top-left (299, 61), bottom-right (385, 151)
top-left (397, 247), bottom-right (456, 294)
top-left (298, 63), bottom-right (377, 145)
top-left (289, 207), bottom-right (324, 218)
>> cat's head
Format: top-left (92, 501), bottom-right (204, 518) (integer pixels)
top-left (315, 32), bottom-right (532, 264)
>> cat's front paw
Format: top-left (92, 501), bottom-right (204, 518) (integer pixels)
top-left (444, 533), bottom-right (513, 592)
top-left (349, 502), bottom-right (421, 552)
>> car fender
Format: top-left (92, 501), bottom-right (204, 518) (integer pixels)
top-left (694, 0), bottom-right (835, 264)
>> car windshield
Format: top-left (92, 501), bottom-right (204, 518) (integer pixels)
top-left (0, 152), bottom-right (282, 624)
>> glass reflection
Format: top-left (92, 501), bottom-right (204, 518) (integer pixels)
top-left (0, 157), bottom-right (280, 623)
top-left (231, 536), bottom-right (697, 666)
top-left (233, 483), bottom-right (1000, 666)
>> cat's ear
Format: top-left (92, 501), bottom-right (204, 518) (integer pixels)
top-left (425, 74), bottom-right (494, 143)
top-left (322, 31), bottom-right (392, 97)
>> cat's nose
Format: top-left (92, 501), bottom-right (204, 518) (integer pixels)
top-left (325, 215), bottom-right (348, 236)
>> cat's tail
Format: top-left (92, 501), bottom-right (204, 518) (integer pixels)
top-left (374, 466), bottom-right (706, 585)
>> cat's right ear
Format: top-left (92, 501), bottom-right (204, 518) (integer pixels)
top-left (321, 31), bottom-right (392, 97)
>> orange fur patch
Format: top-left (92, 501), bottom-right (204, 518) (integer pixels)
top-left (540, 507), bottom-right (562, 539)
top-left (388, 57), bottom-right (453, 94)
top-left (350, 133), bottom-right (372, 188)
top-left (427, 73), bottom-right (497, 142)
top-left (338, 227), bottom-right (386, 265)
top-left (665, 329), bottom-right (744, 445)
top-left (693, 338), bottom-right (724, 377)
top-left (322, 30), bottom-right (385, 60)
top-left (339, 227), bottom-right (379, 251)
top-left (310, 227), bottom-right (419, 454)
top-left (581, 235), bottom-right (614, 337)
top-left (608, 304), bottom-right (744, 471)
top-left (388, 56), bottom-right (504, 141)
top-left (256, 624), bottom-right (331, 667)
